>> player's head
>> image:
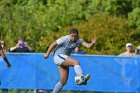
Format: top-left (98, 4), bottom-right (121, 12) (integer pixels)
top-left (70, 28), bottom-right (79, 42)
top-left (0, 40), bottom-right (6, 48)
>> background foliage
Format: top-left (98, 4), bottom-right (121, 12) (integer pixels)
top-left (0, 0), bottom-right (140, 55)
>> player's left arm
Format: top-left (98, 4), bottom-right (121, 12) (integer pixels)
top-left (81, 38), bottom-right (96, 48)
top-left (0, 50), bottom-right (11, 68)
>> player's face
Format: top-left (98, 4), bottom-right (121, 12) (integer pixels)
top-left (0, 41), bottom-right (5, 48)
top-left (70, 33), bottom-right (79, 42)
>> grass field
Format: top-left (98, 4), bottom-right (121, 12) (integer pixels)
top-left (0, 89), bottom-right (119, 93)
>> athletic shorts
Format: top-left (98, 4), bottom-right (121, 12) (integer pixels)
top-left (54, 54), bottom-right (68, 65)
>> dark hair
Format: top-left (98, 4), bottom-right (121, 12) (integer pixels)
top-left (70, 28), bottom-right (78, 34)
top-left (19, 36), bottom-right (25, 40)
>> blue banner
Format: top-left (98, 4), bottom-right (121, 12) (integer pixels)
top-left (0, 53), bottom-right (140, 92)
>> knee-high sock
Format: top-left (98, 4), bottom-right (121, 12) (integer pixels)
top-left (52, 81), bottom-right (63, 93)
top-left (74, 65), bottom-right (83, 76)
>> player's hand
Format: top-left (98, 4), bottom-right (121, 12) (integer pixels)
top-left (7, 63), bottom-right (11, 68)
top-left (44, 54), bottom-right (49, 59)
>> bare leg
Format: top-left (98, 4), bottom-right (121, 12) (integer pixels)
top-left (62, 56), bottom-right (79, 66)
top-left (59, 66), bottom-right (69, 85)
top-left (62, 57), bottom-right (83, 76)
top-left (62, 56), bottom-right (90, 85)
top-left (52, 66), bottom-right (69, 93)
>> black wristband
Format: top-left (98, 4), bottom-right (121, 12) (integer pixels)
top-left (3, 57), bottom-right (10, 64)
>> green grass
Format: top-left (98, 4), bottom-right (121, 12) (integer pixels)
top-left (0, 89), bottom-right (122, 93)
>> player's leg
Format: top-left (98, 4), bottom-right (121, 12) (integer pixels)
top-left (52, 66), bottom-right (69, 93)
top-left (54, 54), bottom-right (89, 85)
top-left (54, 54), bottom-right (83, 75)
top-left (62, 56), bottom-right (90, 85)
top-left (59, 65), bottom-right (69, 85)
top-left (62, 56), bottom-right (83, 76)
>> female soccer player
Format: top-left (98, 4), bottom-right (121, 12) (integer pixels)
top-left (0, 41), bottom-right (11, 85)
top-left (0, 42), bottom-right (11, 68)
top-left (44, 28), bottom-right (96, 93)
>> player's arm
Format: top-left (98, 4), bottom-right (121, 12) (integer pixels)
top-left (44, 41), bottom-right (58, 58)
top-left (81, 38), bottom-right (96, 48)
top-left (0, 50), bottom-right (11, 68)
top-left (44, 36), bottom-right (67, 58)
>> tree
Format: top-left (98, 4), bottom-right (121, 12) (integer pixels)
top-left (127, 8), bottom-right (140, 29)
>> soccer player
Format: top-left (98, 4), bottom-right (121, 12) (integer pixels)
top-left (44, 28), bottom-right (96, 93)
top-left (0, 42), bottom-right (11, 85)
top-left (0, 43), bottom-right (11, 68)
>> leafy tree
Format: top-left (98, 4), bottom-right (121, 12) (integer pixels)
top-left (87, 0), bottom-right (132, 17)
top-left (41, 13), bottom-right (137, 55)
top-left (0, 0), bottom-right (140, 54)
top-left (131, 0), bottom-right (140, 8)
top-left (127, 8), bottom-right (140, 29)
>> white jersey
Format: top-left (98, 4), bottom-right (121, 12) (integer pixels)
top-left (54, 35), bottom-right (83, 56)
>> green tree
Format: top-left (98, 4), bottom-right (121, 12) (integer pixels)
top-left (127, 8), bottom-right (140, 29)
top-left (0, 0), bottom-right (140, 54)
top-left (87, 0), bottom-right (132, 16)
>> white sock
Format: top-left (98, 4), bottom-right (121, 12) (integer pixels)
top-left (74, 65), bottom-right (83, 76)
top-left (52, 81), bottom-right (63, 93)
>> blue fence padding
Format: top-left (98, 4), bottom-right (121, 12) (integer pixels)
top-left (0, 53), bottom-right (140, 92)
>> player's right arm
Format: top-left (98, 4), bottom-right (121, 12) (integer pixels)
top-left (44, 36), bottom-right (67, 58)
top-left (44, 41), bottom-right (58, 58)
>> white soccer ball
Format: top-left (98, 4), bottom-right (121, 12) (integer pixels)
top-left (74, 75), bottom-right (85, 85)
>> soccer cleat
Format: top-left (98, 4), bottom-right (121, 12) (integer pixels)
top-left (85, 74), bottom-right (90, 81)
top-left (82, 74), bottom-right (90, 85)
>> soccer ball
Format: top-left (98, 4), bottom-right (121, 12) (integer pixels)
top-left (74, 75), bottom-right (85, 85)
